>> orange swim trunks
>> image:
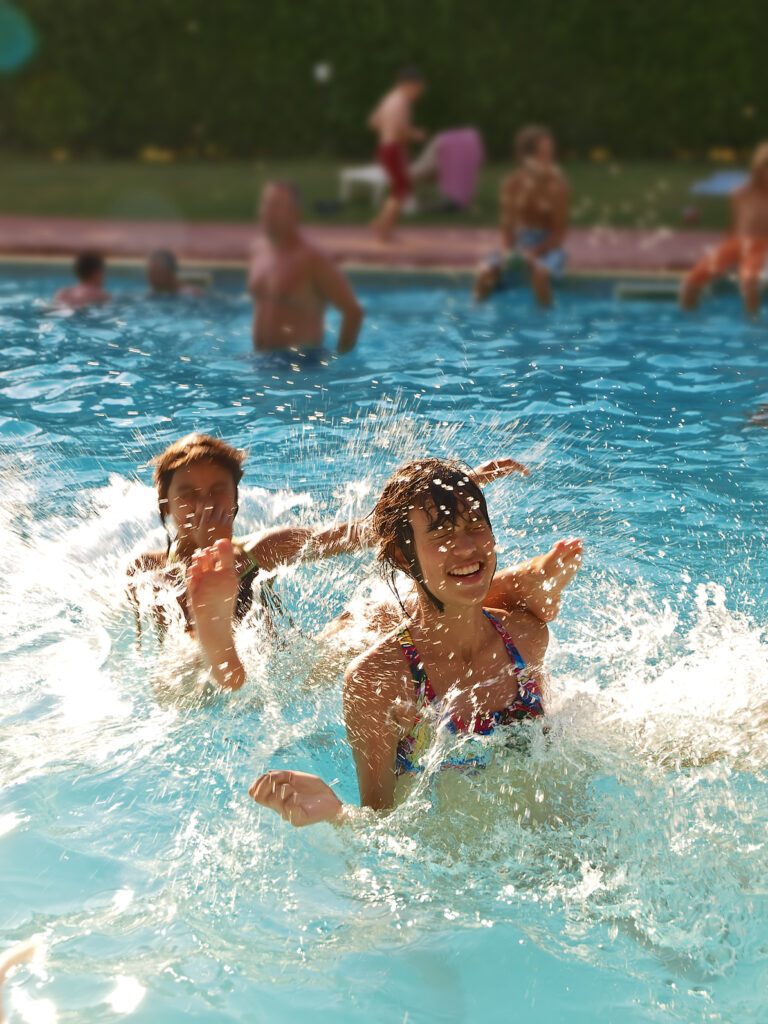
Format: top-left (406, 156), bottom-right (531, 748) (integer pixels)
top-left (686, 236), bottom-right (768, 287)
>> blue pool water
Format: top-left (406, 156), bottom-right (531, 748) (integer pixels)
top-left (1, 265), bottom-right (767, 1023)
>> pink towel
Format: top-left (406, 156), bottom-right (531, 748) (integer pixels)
top-left (436, 128), bottom-right (484, 207)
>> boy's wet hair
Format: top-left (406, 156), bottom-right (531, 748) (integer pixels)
top-left (151, 433), bottom-right (245, 547)
top-left (150, 249), bottom-right (178, 273)
top-left (397, 65), bottom-right (425, 84)
top-left (370, 458), bottom-right (492, 613)
top-left (74, 250), bottom-right (105, 282)
top-left (515, 124), bottom-right (553, 162)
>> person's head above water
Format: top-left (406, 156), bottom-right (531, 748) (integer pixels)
top-left (147, 249), bottom-right (179, 293)
top-left (151, 433), bottom-right (246, 553)
top-left (515, 124), bottom-right (555, 166)
top-left (750, 141), bottom-right (768, 188)
top-left (74, 250), bottom-right (105, 286)
top-left (396, 64), bottom-right (426, 100)
top-left (259, 180), bottom-right (302, 240)
top-left (371, 458), bottom-right (496, 614)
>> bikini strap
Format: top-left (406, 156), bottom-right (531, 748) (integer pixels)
top-left (483, 609), bottom-right (527, 670)
top-left (396, 625), bottom-right (430, 705)
top-left (483, 609), bottom-right (543, 715)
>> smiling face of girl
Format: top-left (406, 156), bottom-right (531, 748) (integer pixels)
top-left (372, 459), bottom-right (497, 614)
top-left (408, 498), bottom-right (497, 611)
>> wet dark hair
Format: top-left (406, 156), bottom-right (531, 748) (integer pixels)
top-left (151, 433), bottom-right (245, 552)
top-left (515, 123), bottom-right (553, 162)
top-left (370, 458), bottom-right (493, 614)
top-left (397, 65), bottom-right (425, 84)
top-left (150, 249), bottom-right (178, 273)
top-left (74, 250), bottom-right (105, 282)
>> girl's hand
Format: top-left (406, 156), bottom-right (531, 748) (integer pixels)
top-left (249, 770), bottom-right (344, 827)
top-left (472, 457), bottom-right (530, 485)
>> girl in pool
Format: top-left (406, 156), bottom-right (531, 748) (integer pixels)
top-left (250, 458), bottom-right (579, 824)
top-left (132, 436), bottom-right (579, 694)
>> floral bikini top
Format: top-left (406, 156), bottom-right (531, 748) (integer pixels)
top-left (395, 609), bottom-right (544, 775)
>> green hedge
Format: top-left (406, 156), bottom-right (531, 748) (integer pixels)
top-left (2, 0), bottom-right (766, 158)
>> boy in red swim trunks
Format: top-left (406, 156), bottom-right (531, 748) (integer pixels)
top-left (681, 141), bottom-right (768, 317)
top-left (368, 67), bottom-right (426, 242)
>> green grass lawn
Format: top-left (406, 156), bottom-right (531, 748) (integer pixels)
top-left (0, 156), bottom-right (734, 230)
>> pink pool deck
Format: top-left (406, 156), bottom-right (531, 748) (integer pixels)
top-left (0, 214), bottom-right (721, 275)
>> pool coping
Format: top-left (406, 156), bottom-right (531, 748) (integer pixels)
top-left (0, 215), bottom-right (720, 279)
top-left (0, 251), bottom-right (685, 283)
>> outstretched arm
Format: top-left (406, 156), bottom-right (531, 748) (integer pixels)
top-left (471, 457), bottom-right (529, 485)
top-left (487, 538), bottom-right (583, 623)
top-left (242, 519), bottom-right (371, 572)
top-left (244, 459), bottom-right (524, 571)
top-left (249, 648), bottom-right (402, 826)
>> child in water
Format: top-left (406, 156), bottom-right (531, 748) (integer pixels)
top-left (248, 458), bottom-right (580, 824)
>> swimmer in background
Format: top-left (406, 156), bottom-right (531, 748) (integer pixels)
top-left (368, 66), bottom-right (427, 242)
top-left (53, 251), bottom-right (111, 309)
top-left (680, 141), bottom-right (768, 317)
top-left (251, 458), bottom-right (580, 825)
top-left (474, 125), bottom-right (569, 307)
top-left (248, 181), bottom-right (363, 355)
top-left (147, 249), bottom-right (206, 297)
top-left (134, 439), bottom-right (581, 697)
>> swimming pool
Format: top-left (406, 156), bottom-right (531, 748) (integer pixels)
top-left (1, 264), bottom-right (766, 1023)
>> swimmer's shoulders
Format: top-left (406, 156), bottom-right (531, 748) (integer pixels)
top-left (344, 630), bottom-right (411, 701)
top-left (487, 606), bottom-right (549, 662)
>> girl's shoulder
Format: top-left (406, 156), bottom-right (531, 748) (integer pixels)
top-left (344, 624), bottom-right (413, 700)
top-left (485, 605), bottom-right (549, 663)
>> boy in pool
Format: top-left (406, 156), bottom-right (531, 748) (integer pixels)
top-left (53, 251), bottom-right (111, 309)
top-left (149, 437), bottom-right (581, 698)
top-left (251, 459), bottom-right (575, 824)
top-left (146, 249), bottom-right (205, 297)
top-left (680, 141), bottom-right (768, 317)
top-left (368, 67), bottom-right (427, 242)
top-left (248, 181), bottom-right (363, 355)
top-left (474, 125), bottom-right (569, 307)
top-left (129, 433), bottom-right (371, 690)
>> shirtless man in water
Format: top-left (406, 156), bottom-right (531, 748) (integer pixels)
top-left (681, 141), bottom-right (768, 317)
top-left (475, 125), bottom-right (569, 307)
top-left (248, 181), bottom-right (363, 354)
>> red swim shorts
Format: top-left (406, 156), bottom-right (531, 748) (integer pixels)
top-left (377, 142), bottom-right (411, 200)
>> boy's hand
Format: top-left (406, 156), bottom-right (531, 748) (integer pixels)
top-left (472, 458), bottom-right (530, 485)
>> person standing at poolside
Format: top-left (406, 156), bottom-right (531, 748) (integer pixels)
top-left (680, 142), bottom-right (768, 317)
top-left (368, 67), bottom-right (427, 242)
top-left (248, 182), bottom-right (363, 355)
top-left (474, 125), bottom-right (569, 307)
top-left (53, 251), bottom-right (111, 309)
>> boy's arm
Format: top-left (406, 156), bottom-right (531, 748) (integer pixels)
top-left (242, 519), bottom-right (370, 572)
top-left (500, 175), bottom-right (518, 250)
